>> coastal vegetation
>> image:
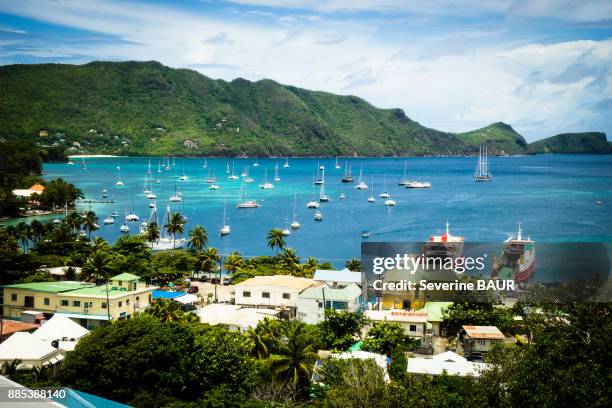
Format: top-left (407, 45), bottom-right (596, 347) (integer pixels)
top-left (1, 61), bottom-right (608, 157)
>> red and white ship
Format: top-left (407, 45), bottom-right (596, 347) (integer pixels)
top-left (492, 223), bottom-right (535, 282)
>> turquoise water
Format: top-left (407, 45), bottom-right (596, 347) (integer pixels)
top-left (32, 155), bottom-right (612, 264)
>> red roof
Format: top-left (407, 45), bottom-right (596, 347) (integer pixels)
top-left (29, 184), bottom-right (45, 192)
top-left (1, 320), bottom-right (39, 337)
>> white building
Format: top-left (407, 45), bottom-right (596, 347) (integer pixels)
top-left (365, 309), bottom-right (428, 341)
top-left (234, 275), bottom-right (315, 315)
top-left (297, 283), bottom-right (362, 324)
top-left (196, 303), bottom-right (278, 331)
top-left (313, 268), bottom-right (362, 287)
top-left (407, 351), bottom-right (491, 378)
top-left (32, 314), bottom-right (90, 351)
top-left (0, 332), bottom-right (64, 373)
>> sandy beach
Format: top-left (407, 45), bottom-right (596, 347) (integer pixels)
top-left (68, 154), bottom-right (122, 158)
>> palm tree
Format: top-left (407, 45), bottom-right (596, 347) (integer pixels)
top-left (188, 225), bottom-right (208, 252)
top-left (345, 258), bottom-right (362, 272)
top-left (64, 211), bottom-right (82, 235)
top-left (83, 210), bottom-right (98, 239)
top-left (91, 237), bottom-right (110, 252)
top-left (278, 248), bottom-right (300, 271)
top-left (145, 222), bottom-right (161, 249)
top-left (0, 228), bottom-right (20, 257)
top-left (15, 222), bottom-right (32, 254)
top-left (195, 247), bottom-right (220, 273)
top-left (145, 299), bottom-right (185, 323)
top-left (247, 317), bottom-right (281, 359)
top-left (267, 228), bottom-right (286, 253)
top-left (164, 212), bottom-right (186, 249)
top-left (223, 251), bottom-right (244, 274)
top-left (30, 220), bottom-right (45, 246)
top-left (81, 250), bottom-right (114, 321)
top-left (1, 359), bottom-right (22, 377)
top-left (270, 321), bottom-right (319, 387)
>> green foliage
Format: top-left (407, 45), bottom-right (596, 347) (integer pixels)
top-left (318, 310), bottom-right (367, 351)
top-left (442, 302), bottom-right (514, 337)
top-left (152, 250), bottom-right (196, 282)
top-left (361, 321), bottom-right (419, 356)
top-left (527, 132), bottom-right (612, 154)
top-left (457, 122), bottom-right (528, 155)
top-left (344, 258), bottom-right (362, 272)
top-left (40, 178), bottom-right (83, 208)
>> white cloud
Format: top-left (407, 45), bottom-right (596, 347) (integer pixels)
top-left (0, 0), bottom-right (610, 140)
top-left (0, 28), bottom-right (27, 34)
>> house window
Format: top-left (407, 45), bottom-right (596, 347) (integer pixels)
top-left (61, 300), bottom-right (69, 307)
top-left (73, 300), bottom-right (81, 307)
top-left (11, 293), bottom-right (17, 301)
top-left (44, 298), bottom-right (50, 306)
top-left (478, 340), bottom-right (486, 346)
top-left (282, 293), bottom-right (290, 300)
top-left (101, 302), bottom-right (107, 309)
top-left (243, 291), bottom-right (251, 298)
top-left (118, 301), bottom-right (123, 307)
top-left (126, 299), bottom-right (130, 305)
top-left (409, 324), bottom-right (417, 332)
top-left (136, 296), bottom-right (139, 301)
top-left (118, 281), bottom-right (122, 286)
top-left (262, 292), bottom-right (270, 299)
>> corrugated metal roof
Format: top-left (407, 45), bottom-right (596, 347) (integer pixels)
top-left (462, 325), bottom-right (505, 339)
top-left (313, 268), bottom-right (362, 284)
top-left (236, 275), bottom-right (315, 290)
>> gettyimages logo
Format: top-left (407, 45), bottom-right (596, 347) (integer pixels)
top-left (372, 253), bottom-right (487, 275)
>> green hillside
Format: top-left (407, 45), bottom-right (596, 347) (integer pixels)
top-left (0, 61), bottom-right (607, 156)
top-left (527, 132), bottom-right (612, 154)
top-left (458, 122), bottom-right (528, 155)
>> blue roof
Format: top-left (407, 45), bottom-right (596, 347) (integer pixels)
top-left (152, 290), bottom-right (185, 299)
top-left (54, 388), bottom-right (131, 408)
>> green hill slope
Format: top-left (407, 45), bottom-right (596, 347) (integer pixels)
top-left (527, 132), bottom-right (612, 154)
top-left (458, 122), bottom-right (528, 155)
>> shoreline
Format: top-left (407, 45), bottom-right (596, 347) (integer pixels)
top-left (68, 154), bottom-right (123, 158)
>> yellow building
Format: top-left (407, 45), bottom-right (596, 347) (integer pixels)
top-left (1, 273), bottom-right (157, 329)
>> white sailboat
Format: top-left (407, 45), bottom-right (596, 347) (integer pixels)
top-left (339, 185), bottom-right (346, 199)
top-left (103, 215), bottom-right (115, 225)
top-left (226, 161), bottom-right (230, 175)
top-left (398, 160), bottom-right (409, 186)
top-left (253, 160), bottom-right (260, 167)
top-left (314, 162), bottom-right (324, 185)
top-left (244, 165), bottom-right (254, 183)
top-left (152, 205), bottom-right (187, 250)
top-left (290, 194), bottom-right (300, 229)
top-left (283, 157), bottom-right (290, 168)
top-left (384, 197), bottom-right (396, 206)
top-left (379, 175), bottom-right (390, 198)
top-left (259, 168), bottom-right (274, 189)
top-left (474, 145), bottom-right (492, 181)
top-left (203, 158), bottom-right (208, 169)
top-left (158, 161), bottom-right (162, 174)
top-left (115, 167), bottom-right (124, 186)
top-left (205, 168), bottom-right (216, 183)
top-left (169, 180), bottom-right (182, 202)
top-left (81, 157), bottom-right (87, 170)
top-left (319, 168), bottom-right (329, 202)
top-left (237, 181), bottom-right (260, 208)
top-left (306, 178), bottom-right (320, 208)
top-left (228, 161), bottom-right (239, 180)
top-left (281, 218), bottom-right (291, 236)
top-left (356, 164), bottom-right (368, 189)
top-left (164, 156), bottom-right (171, 171)
top-left (314, 210), bottom-right (323, 221)
top-left (335, 157), bottom-right (341, 169)
top-left (274, 162), bottom-right (281, 182)
top-left (368, 177), bottom-right (376, 202)
top-left (209, 183), bottom-right (220, 190)
top-left (219, 203), bottom-right (230, 235)
top-left (179, 163), bottom-right (188, 181)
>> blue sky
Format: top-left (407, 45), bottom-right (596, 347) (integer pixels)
top-left (0, 0), bottom-right (611, 141)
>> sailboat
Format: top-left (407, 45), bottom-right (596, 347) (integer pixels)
top-left (319, 168), bottom-right (329, 202)
top-left (219, 203), bottom-right (230, 235)
top-left (158, 161), bottom-right (162, 174)
top-left (341, 162), bottom-right (354, 183)
top-left (205, 168), bottom-right (216, 183)
top-left (237, 182), bottom-right (260, 208)
top-left (115, 167), bottom-right (124, 186)
top-left (240, 165), bottom-right (247, 177)
top-left (474, 145), bottom-right (492, 181)
top-left (356, 164), bottom-right (368, 189)
top-left (290, 194), bottom-right (300, 229)
top-left (244, 166), bottom-right (254, 183)
top-left (306, 177), bottom-right (320, 208)
top-left (314, 162), bottom-right (324, 185)
top-left (209, 183), bottom-right (220, 190)
top-left (67, 160), bottom-right (75, 165)
top-left (143, 173), bottom-right (151, 195)
top-left (339, 185), bottom-right (346, 199)
top-left (314, 210), bottom-right (323, 221)
top-left (368, 177), bottom-right (376, 202)
top-left (164, 156), bottom-right (171, 171)
top-left (152, 205), bottom-right (187, 250)
top-left (103, 215), bottom-right (115, 225)
top-left (335, 157), bottom-right (341, 169)
top-left (283, 157), bottom-right (290, 168)
top-left (203, 158), bottom-right (208, 169)
top-left (172, 157), bottom-right (176, 166)
top-left (80, 157), bottom-right (87, 170)
top-left (259, 168), bottom-right (274, 189)
top-left (169, 180), bottom-right (182, 202)
top-left (140, 206), bottom-right (157, 236)
top-left (179, 164), bottom-right (188, 181)
top-left (253, 160), bottom-right (260, 167)
top-left (398, 161), bottom-right (409, 186)
top-left (101, 189), bottom-right (108, 199)
top-left (281, 218), bottom-right (291, 236)
top-left (379, 175), bottom-right (390, 198)
top-left (146, 179), bottom-right (157, 199)
top-left (226, 162), bottom-right (231, 175)
top-left (228, 161), bottom-right (239, 180)
top-left (120, 209), bottom-right (129, 233)
top-left (126, 196), bottom-right (139, 221)
top-left (274, 162), bottom-right (281, 182)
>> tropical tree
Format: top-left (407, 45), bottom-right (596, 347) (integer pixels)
top-left (145, 299), bottom-right (185, 323)
top-left (1, 359), bottom-right (22, 377)
top-left (361, 321), bottom-right (419, 356)
top-left (269, 321), bottom-right (319, 388)
top-left (15, 222), bottom-right (32, 253)
top-left (82, 210), bottom-right (98, 239)
top-left (188, 225), bottom-right (208, 252)
top-left (145, 222), bottom-right (161, 249)
top-left (81, 250), bottom-right (115, 283)
top-left (247, 317), bottom-right (281, 359)
top-left (164, 212), bottom-right (186, 249)
top-left (267, 228), bottom-right (286, 253)
top-left (91, 237), bottom-right (110, 252)
top-left (345, 258), bottom-right (362, 272)
top-left (224, 251), bottom-right (245, 274)
top-left (64, 211), bottom-right (82, 235)
top-left (195, 247), bottom-right (220, 273)
top-left (278, 248), bottom-right (300, 271)
top-left (0, 228), bottom-right (20, 257)
top-left (29, 219), bottom-right (45, 246)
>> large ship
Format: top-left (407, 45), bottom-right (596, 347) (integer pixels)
top-left (422, 221), bottom-right (465, 260)
top-left (492, 223), bottom-right (535, 282)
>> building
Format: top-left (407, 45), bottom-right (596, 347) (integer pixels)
top-left (234, 275), bottom-right (315, 316)
top-left (313, 268), bottom-right (362, 287)
top-left (196, 303), bottom-right (278, 331)
top-left (38, 266), bottom-right (81, 281)
top-left (33, 315), bottom-right (90, 351)
top-left (1, 273), bottom-right (157, 329)
top-left (0, 320), bottom-right (38, 341)
top-left (0, 332), bottom-right (64, 374)
top-left (365, 309), bottom-right (428, 341)
top-left (461, 325), bottom-right (505, 359)
top-left (407, 351), bottom-right (490, 378)
top-left (12, 183), bottom-right (45, 198)
top-left (297, 283), bottom-right (362, 324)
top-left (183, 139), bottom-right (198, 149)
top-left (417, 302), bottom-right (453, 336)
